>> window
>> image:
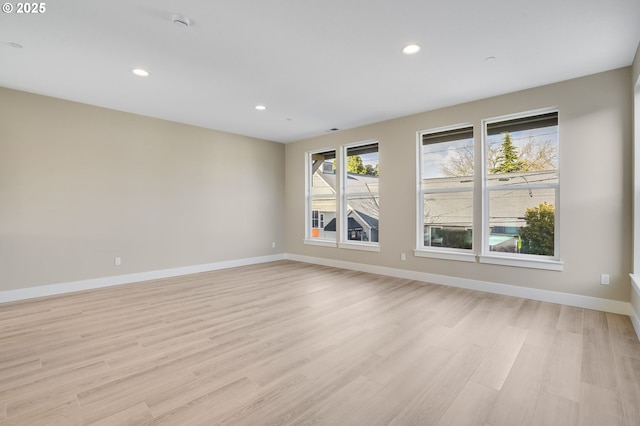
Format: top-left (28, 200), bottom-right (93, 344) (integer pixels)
top-left (419, 125), bottom-right (474, 253)
top-left (306, 149), bottom-right (337, 243)
top-left (484, 111), bottom-right (559, 261)
top-left (416, 109), bottom-right (561, 269)
top-left (341, 142), bottom-right (379, 247)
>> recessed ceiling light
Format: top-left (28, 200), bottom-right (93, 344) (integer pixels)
top-left (402, 44), bottom-right (421, 55)
top-left (8, 42), bottom-right (23, 49)
top-left (132, 68), bottom-right (150, 77)
top-left (255, 105), bottom-right (267, 111)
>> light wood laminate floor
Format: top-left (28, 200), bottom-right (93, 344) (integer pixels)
top-left (1, 260), bottom-right (639, 425)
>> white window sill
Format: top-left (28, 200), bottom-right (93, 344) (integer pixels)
top-left (339, 242), bottom-right (381, 252)
top-left (303, 239), bottom-right (337, 248)
top-left (414, 249), bottom-right (476, 263)
top-left (479, 255), bottom-right (564, 271)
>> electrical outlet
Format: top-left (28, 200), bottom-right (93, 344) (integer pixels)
top-left (600, 273), bottom-right (610, 285)
top-left (272, 242), bottom-right (276, 248)
top-left (400, 253), bottom-right (406, 261)
top-left (115, 257), bottom-right (121, 266)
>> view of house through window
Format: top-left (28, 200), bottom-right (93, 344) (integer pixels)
top-left (420, 126), bottom-right (474, 250)
top-left (343, 143), bottom-right (379, 244)
top-left (308, 150), bottom-right (337, 240)
top-left (485, 111), bottom-right (559, 257)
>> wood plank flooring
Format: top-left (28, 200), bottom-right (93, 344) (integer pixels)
top-left (0, 260), bottom-right (639, 425)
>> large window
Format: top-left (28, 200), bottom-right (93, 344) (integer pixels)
top-left (419, 125), bottom-right (474, 253)
top-left (484, 111), bottom-right (559, 261)
top-left (417, 109), bottom-right (561, 269)
top-left (305, 143), bottom-right (380, 251)
top-left (341, 142), bottom-right (379, 247)
top-left (306, 149), bottom-right (337, 243)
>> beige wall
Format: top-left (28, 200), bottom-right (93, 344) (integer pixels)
top-left (0, 87), bottom-right (285, 291)
top-left (632, 42), bottom-right (640, 317)
top-left (2, 67), bottom-right (633, 302)
top-left (285, 67), bottom-right (633, 302)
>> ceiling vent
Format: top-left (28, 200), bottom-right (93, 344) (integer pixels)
top-left (172, 15), bottom-right (191, 28)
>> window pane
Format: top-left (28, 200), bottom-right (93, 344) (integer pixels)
top-left (345, 195), bottom-right (379, 242)
top-left (345, 144), bottom-right (379, 182)
top-left (487, 170), bottom-right (558, 188)
top-left (423, 192), bottom-right (473, 249)
top-left (344, 142), bottom-right (379, 245)
top-left (310, 198), bottom-right (336, 239)
top-left (311, 164), bottom-right (336, 196)
top-left (421, 127), bottom-right (474, 250)
top-left (422, 134), bottom-right (474, 180)
top-left (488, 188), bottom-right (556, 256)
top-left (486, 117), bottom-right (558, 185)
top-left (309, 150), bottom-right (336, 240)
top-left (422, 176), bottom-right (474, 191)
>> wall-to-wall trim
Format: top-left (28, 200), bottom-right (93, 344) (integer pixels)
top-left (631, 300), bottom-right (640, 342)
top-left (0, 254), bottom-right (286, 304)
top-left (629, 275), bottom-right (640, 341)
top-left (286, 254), bottom-right (631, 316)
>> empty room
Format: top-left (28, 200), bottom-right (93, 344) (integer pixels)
top-left (2, 1), bottom-right (640, 425)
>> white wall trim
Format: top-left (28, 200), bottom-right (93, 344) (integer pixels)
top-left (286, 254), bottom-right (631, 316)
top-left (0, 254), bottom-right (286, 304)
top-left (414, 249), bottom-right (477, 263)
top-left (3, 253), bottom-right (633, 322)
top-left (629, 274), bottom-right (640, 341)
top-left (630, 303), bottom-right (640, 342)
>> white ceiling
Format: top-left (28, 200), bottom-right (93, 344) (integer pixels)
top-left (1, 0), bottom-right (639, 143)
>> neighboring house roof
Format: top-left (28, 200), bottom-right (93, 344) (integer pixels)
top-left (314, 163), bottom-right (555, 234)
top-left (424, 170), bottom-right (556, 228)
top-left (324, 217), bottom-right (362, 232)
top-left (350, 209), bottom-right (379, 229)
top-left (315, 168), bottom-right (379, 231)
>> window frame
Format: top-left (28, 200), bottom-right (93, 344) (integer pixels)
top-left (415, 123), bottom-right (477, 262)
top-left (414, 109), bottom-right (563, 271)
top-left (304, 148), bottom-right (338, 248)
top-left (339, 140), bottom-right (381, 252)
top-left (480, 108), bottom-right (562, 270)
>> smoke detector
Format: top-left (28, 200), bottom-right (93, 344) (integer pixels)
top-left (172, 15), bottom-right (191, 28)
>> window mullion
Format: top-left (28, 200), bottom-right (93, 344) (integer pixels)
top-left (487, 183), bottom-right (558, 191)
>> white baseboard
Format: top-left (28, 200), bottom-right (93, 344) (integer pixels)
top-left (2, 253), bottom-right (633, 321)
top-left (286, 254), bottom-right (631, 316)
top-left (629, 275), bottom-right (640, 341)
top-left (0, 254), bottom-right (286, 304)
top-left (630, 305), bottom-right (640, 342)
